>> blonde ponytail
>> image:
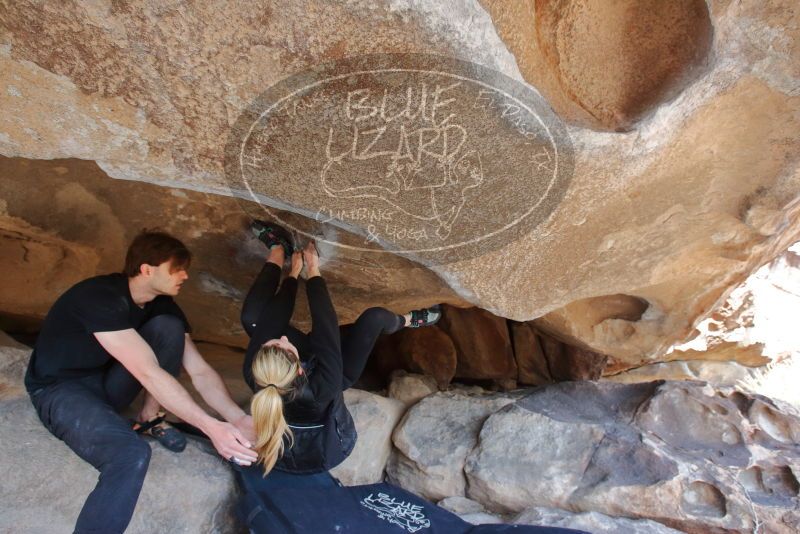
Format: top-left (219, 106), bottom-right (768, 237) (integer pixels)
top-left (251, 345), bottom-right (301, 476)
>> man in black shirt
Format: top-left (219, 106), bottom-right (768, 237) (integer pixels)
top-left (26, 231), bottom-right (257, 534)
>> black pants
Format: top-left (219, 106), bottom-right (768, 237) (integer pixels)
top-left (29, 315), bottom-right (185, 534)
top-left (241, 263), bottom-right (404, 390)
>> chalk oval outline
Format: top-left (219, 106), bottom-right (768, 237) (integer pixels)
top-left (227, 53), bottom-right (573, 256)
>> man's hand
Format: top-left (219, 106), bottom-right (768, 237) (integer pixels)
top-left (204, 419), bottom-right (258, 466)
top-left (95, 329), bottom-right (230, 442)
top-left (183, 334), bottom-right (250, 425)
top-left (233, 413), bottom-right (256, 444)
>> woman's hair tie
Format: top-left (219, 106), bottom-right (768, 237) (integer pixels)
top-left (263, 383), bottom-right (294, 392)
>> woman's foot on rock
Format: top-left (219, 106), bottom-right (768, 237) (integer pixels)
top-left (408, 305), bottom-right (442, 328)
top-left (250, 220), bottom-right (294, 257)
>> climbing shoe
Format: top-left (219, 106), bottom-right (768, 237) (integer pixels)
top-left (133, 412), bottom-right (187, 453)
top-left (408, 304), bottom-right (442, 328)
top-left (251, 220), bottom-right (295, 257)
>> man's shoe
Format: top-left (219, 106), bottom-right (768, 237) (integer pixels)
top-left (408, 305), bottom-right (442, 328)
top-left (133, 412), bottom-right (187, 453)
top-left (251, 220), bottom-right (294, 257)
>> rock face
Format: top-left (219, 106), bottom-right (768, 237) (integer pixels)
top-left (371, 327), bottom-right (457, 388)
top-left (510, 322), bottom-right (609, 387)
top-left (5, 326), bottom-right (800, 533)
top-left (373, 311), bottom-right (610, 389)
top-left (480, 0), bottom-right (714, 132)
top-left (330, 388), bottom-right (404, 486)
top-left (514, 507), bottom-right (685, 534)
top-left (0, 157), bottom-right (460, 346)
top-left (387, 370), bottom-right (439, 409)
top-left (1, 404), bottom-right (240, 534)
top-left (387, 390), bottom-right (514, 501)
top-left (477, 0), bottom-right (800, 364)
top-left (384, 376), bottom-right (800, 533)
top-left (438, 496), bottom-right (507, 525)
top-left (2, 2), bottom-right (800, 526)
top-left (509, 322), bottom-right (551, 385)
top-left (606, 242), bottom-right (800, 385)
top-left (669, 244), bottom-right (800, 365)
top-left (465, 381), bottom-right (800, 533)
top-left (0, 331), bottom-right (29, 400)
top-left (0, 337), bottom-right (240, 534)
top-left (604, 359), bottom-right (759, 388)
top-left (437, 307), bottom-right (517, 383)
top-left (1, 0), bottom-right (798, 371)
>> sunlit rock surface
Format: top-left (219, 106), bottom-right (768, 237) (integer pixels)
top-left (480, 0), bottom-right (714, 132)
top-left (0, 0), bottom-right (798, 368)
top-left (606, 243), bottom-right (800, 387)
top-left (669, 244), bottom-right (800, 362)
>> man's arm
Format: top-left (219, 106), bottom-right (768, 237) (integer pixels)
top-left (182, 335), bottom-right (254, 442)
top-left (94, 329), bottom-right (257, 464)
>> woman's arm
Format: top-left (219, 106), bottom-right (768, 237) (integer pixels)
top-left (303, 243), bottom-right (343, 408)
top-left (305, 275), bottom-right (342, 408)
top-left (182, 335), bottom-right (255, 442)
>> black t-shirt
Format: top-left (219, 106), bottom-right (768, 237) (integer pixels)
top-left (25, 273), bottom-right (191, 392)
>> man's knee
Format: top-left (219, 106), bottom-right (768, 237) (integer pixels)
top-left (115, 437), bottom-right (152, 473)
top-left (138, 315), bottom-right (185, 371)
top-left (141, 314), bottom-right (185, 341)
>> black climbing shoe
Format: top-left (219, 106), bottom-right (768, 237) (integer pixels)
top-left (251, 220), bottom-right (295, 257)
top-left (408, 305), bottom-right (442, 328)
top-left (132, 412), bottom-right (187, 453)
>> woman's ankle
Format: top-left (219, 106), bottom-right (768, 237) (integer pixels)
top-left (267, 245), bottom-right (285, 266)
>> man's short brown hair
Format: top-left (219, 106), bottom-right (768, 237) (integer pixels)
top-left (123, 230), bottom-right (192, 278)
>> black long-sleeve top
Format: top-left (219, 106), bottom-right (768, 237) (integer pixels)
top-left (242, 271), bottom-right (342, 423)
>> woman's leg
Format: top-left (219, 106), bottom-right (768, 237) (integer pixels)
top-left (303, 275), bottom-right (343, 404)
top-left (297, 241), bottom-right (348, 406)
top-left (340, 307), bottom-right (405, 389)
top-left (240, 246), bottom-right (286, 337)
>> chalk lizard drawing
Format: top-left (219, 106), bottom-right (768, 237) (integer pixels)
top-left (320, 119), bottom-right (484, 240)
